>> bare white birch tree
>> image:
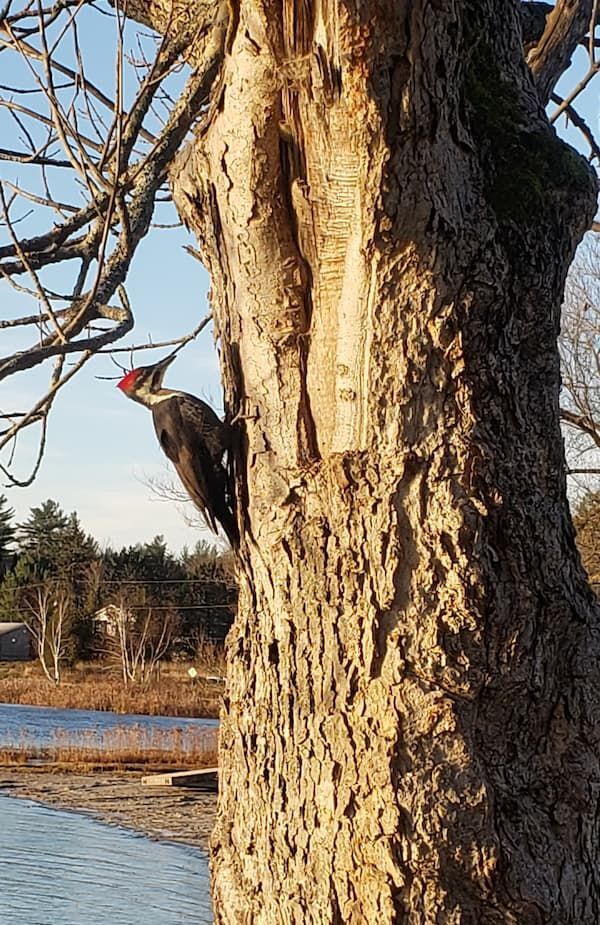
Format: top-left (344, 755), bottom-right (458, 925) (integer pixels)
top-left (23, 583), bottom-right (71, 684)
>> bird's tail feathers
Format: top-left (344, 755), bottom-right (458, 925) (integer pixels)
top-left (206, 461), bottom-right (239, 548)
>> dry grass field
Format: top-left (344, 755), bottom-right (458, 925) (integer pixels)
top-left (0, 655), bottom-right (225, 718)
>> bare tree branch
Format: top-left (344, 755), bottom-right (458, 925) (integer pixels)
top-left (549, 61), bottom-right (600, 125)
top-left (0, 182), bottom-right (67, 343)
top-left (96, 311), bottom-right (212, 356)
top-left (550, 92), bottom-right (600, 162)
top-left (560, 407), bottom-right (600, 448)
top-left (0, 147), bottom-right (72, 166)
top-left (0, 0), bottom-right (228, 483)
top-left (0, 21), bottom-right (157, 143)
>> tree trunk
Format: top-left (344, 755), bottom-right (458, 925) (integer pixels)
top-left (171, 1), bottom-right (600, 921)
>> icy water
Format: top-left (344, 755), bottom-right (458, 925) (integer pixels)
top-left (1, 793), bottom-right (212, 925)
top-left (0, 701), bottom-right (217, 748)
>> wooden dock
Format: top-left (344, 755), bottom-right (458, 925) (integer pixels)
top-left (141, 767), bottom-right (219, 791)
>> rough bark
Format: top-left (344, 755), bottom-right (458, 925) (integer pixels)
top-left (113, 0), bottom-right (229, 65)
top-left (171, 1), bottom-right (600, 922)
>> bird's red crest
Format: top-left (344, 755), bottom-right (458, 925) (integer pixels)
top-left (117, 368), bottom-right (141, 393)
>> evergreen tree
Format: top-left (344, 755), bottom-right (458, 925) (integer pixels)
top-left (97, 536), bottom-right (236, 655)
top-left (0, 494), bottom-right (16, 577)
top-left (179, 541), bottom-right (237, 644)
top-left (55, 512), bottom-right (99, 582)
top-left (15, 501), bottom-right (100, 660)
top-left (0, 553), bottom-right (45, 623)
top-left (0, 567), bottom-right (19, 622)
top-left (17, 501), bottom-right (98, 575)
top-left (102, 535), bottom-right (182, 586)
top-left (17, 499), bottom-right (68, 563)
top-left (57, 513), bottom-right (100, 659)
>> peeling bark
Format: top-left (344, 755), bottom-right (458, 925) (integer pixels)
top-left (170, 0), bottom-right (600, 921)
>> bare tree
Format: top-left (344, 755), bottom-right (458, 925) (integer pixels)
top-left (23, 582), bottom-right (71, 684)
top-left (560, 235), bottom-right (600, 488)
top-left (1, 0), bottom-right (600, 921)
top-left (99, 598), bottom-right (177, 686)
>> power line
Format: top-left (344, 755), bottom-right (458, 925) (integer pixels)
top-left (9, 603), bottom-right (235, 614)
top-left (1, 577), bottom-right (237, 591)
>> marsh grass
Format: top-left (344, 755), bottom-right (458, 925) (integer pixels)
top-left (0, 722), bottom-right (218, 770)
top-left (0, 660), bottom-right (224, 718)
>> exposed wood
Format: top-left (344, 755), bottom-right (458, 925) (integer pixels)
top-left (141, 767), bottom-right (219, 790)
top-left (528, 0), bottom-right (596, 103)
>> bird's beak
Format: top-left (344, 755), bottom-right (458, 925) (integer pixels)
top-left (153, 352), bottom-right (178, 373)
top-left (148, 351), bottom-right (178, 390)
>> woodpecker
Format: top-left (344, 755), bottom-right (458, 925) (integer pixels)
top-left (117, 354), bottom-right (238, 546)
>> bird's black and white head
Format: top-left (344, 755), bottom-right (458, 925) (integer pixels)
top-left (117, 353), bottom-right (177, 406)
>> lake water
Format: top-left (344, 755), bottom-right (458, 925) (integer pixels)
top-left (0, 701), bottom-right (217, 748)
top-left (1, 793), bottom-right (213, 925)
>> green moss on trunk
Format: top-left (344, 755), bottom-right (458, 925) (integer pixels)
top-left (465, 44), bottom-right (591, 224)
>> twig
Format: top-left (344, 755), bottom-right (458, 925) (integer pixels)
top-left (550, 93), bottom-right (600, 161)
top-left (0, 183), bottom-right (67, 343)
top-left (549, 61), bottom-right (600, 123)
top-left (97, 312), bottom-right (213, 355)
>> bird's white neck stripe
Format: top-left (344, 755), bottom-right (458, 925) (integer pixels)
top-left (144, 389), bottom-right (181, 406)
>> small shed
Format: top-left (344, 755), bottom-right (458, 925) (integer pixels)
top-left (0, 622), bottom-right (33, 661)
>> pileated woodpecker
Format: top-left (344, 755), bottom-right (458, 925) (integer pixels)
top-left (117, 354), bottom-right (238, 546)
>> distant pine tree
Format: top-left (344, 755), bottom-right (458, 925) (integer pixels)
top-left (178, 540), bottom-right (237, 643)
top-left (15, 501), bottom-right (101, 660)
top-left (0, 494), bottom-right (16, 577)
top-left (59, 512), bottom-right (99, 569)
top-left (17, 499), bottom-right (68, 563)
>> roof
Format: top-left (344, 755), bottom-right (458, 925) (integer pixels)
top-left (0, 622), bottom-right (29, 634)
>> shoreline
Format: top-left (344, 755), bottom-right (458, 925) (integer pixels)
top-left (0, 766), bottom-right (217, 852)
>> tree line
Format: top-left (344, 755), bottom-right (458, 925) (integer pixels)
top-left (0, 496), bottom-right (236, 680)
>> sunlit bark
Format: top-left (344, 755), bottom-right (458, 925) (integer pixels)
top-left (163, 2), bottom-right (600, 921)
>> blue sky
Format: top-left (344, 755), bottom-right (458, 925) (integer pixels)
top-left (1, 3), bottom-right (598, 552)
top-left (0, 6), bottom-right (226, 551)
top-left (2, 224), bottom-right (224, 551)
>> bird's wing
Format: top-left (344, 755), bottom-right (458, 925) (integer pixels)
top-left (176, 393), bottom-right (231, 462)
top-left (151, 397), bottom-right (230, 537)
